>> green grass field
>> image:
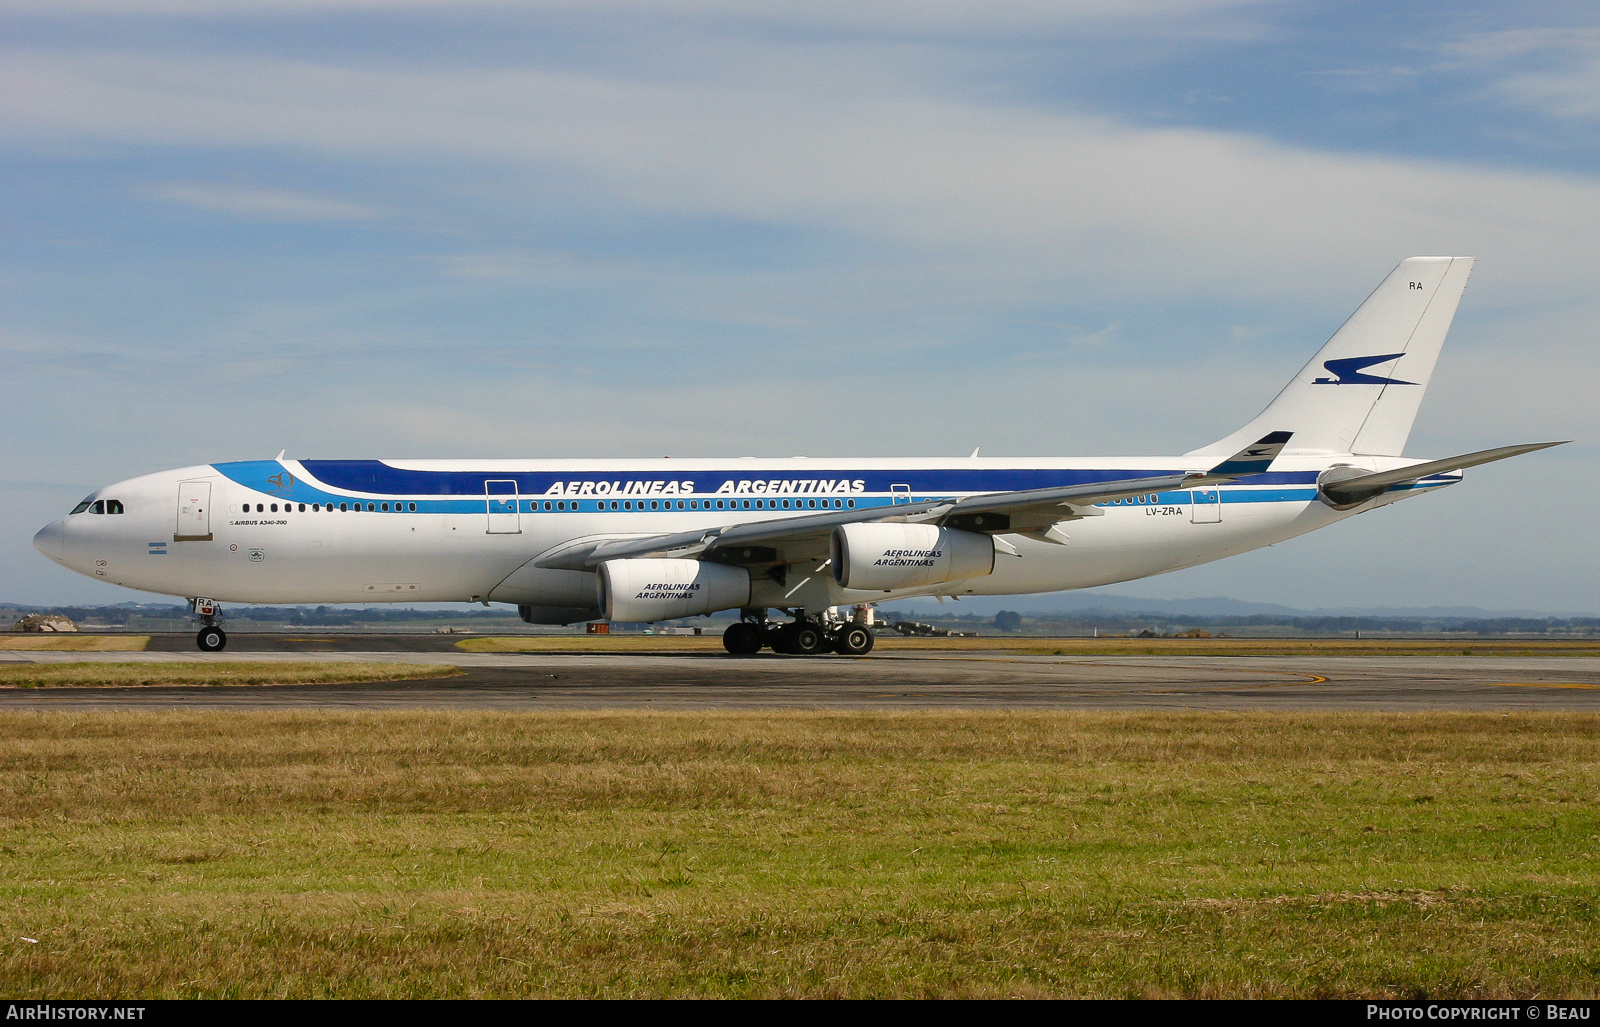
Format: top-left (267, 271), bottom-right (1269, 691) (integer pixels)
top-left (0, 710), bottom-right (1595, 997)
top-left (0, 662), bottom-right (460, 689)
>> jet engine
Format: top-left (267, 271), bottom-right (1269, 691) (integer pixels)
top-left (831, 523), bottom-right (996, 591)
top-left (597, 558), bottom-right (751, 622)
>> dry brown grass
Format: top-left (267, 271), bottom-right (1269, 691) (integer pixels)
top-left (0, 710), bottom-right (1595, 997)
top-left (0, 662), bottom-right (461, 688)
top-left (0, 636), bottom-right (150, 652)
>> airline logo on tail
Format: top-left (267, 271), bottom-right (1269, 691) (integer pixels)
top-left (1313, 353), bottom-right (1417, 386)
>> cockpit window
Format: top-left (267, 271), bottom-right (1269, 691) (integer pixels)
top-left (105, 500), bottom-right (124, 514)
top-left (70, 498), bottom-right (93, 515)
top-left (90, 500), bottom-right (105, 514)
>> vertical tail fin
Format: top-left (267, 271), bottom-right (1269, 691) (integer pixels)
top-left (1187, 256), bottom-right (1474, 460)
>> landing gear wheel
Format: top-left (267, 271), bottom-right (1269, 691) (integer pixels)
top-left (196, 626), bottom-right (227, 652)
top-left (722, 622), bottom-right (764, 655)
top-left (768, 625), bottom-right (795, 654)
top-left (788, 623), bottom-right (827, 656)
top-left (833, 625), bottom-right (874, 656)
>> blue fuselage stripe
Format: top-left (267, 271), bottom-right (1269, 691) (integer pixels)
top-left (211, 461), bottom-right (1449, 514)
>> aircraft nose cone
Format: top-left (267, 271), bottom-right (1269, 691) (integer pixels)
top-left (32, 520), bottom-right (65, 563)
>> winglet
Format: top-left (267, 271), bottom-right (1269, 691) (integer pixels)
top-left (1201, 431), bottom-right (1293, 481)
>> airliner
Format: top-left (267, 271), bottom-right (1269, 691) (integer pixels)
top-left (33, 257), bottom-right (1562, 655)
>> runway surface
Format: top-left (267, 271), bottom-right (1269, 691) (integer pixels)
top-left (2, 634), bottom-right (1598, 710)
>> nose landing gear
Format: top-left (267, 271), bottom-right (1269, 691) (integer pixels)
top-left (191, 598), bottom-right (227, 652)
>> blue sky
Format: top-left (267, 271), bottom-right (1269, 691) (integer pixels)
top-left (3, 0), bottom-right (1596, 611)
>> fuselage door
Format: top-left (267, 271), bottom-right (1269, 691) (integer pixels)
top-left (485, 479), bottom-right (521, 534)
top-left (175, 481), bottom-right (213, 541)
top-left (1190, 487), bottom-right (1222, 524)
top-left (891, 484), bottom-right (912, 505)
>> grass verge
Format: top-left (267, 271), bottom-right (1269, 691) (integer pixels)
top-left (0, 662), bottom-right (461, 689)
top-left (0, 710), bottom-right (1594, 997)
top-left (0, 636), bottom-right (150, 652)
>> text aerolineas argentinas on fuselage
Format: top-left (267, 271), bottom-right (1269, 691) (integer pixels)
top-left (542, 479), bottom-right (868, 497)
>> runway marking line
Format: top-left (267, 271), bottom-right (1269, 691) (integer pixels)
top-left (1490, 682), bottom-right (1597, 690)
top-left (868, 653), bottom-right (1328, 689)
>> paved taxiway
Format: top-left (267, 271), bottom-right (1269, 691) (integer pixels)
top-left (1, 635), bottom-right (1597, 710)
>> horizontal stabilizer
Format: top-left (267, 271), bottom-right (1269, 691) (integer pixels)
top-left (1202, 431), bottom-right (1293, 480)
top-left (1321, 441), bottom-right (1567, 507)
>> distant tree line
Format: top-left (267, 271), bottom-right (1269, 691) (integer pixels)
top-left (3, 604), bottom-right (522, 627)
top-left (971, 609), bottom-right (1600, 636)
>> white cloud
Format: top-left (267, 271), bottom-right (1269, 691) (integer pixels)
top-left (6, 46), bottom-right (1600, 309)
top-left (1439, 27), bottom-right (1600, 121)
top-left (143, 181), bottom-right (385, 220)
top-left (0, 0), bottom-right (1272, 37)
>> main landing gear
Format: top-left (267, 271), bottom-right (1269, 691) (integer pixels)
top-left (722, 610), bottom-right (875, 657)
top-left (191, 597), bottom-right (227, 652)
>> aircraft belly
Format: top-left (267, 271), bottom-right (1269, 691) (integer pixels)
top-left (969, 498), bottom-right (1326, 595)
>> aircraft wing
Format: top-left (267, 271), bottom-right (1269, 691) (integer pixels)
top-left (533, 433), bottom-right (1296, 571)
top-left (1320, 441), bottom-right (1567, 506)
top-left (532, 471), bottom-right (1198, 571)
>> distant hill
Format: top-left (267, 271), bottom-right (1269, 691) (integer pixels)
top-left (878, 592), bottom-right (1595, 620)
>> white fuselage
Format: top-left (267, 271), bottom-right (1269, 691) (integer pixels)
top-left (32, 454), bottom-right (1448, 617)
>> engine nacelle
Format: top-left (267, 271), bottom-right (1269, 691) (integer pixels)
top-left (831, 523), bottom-right (996, 591)
top-left (1317, 464), bottom-right (1386, 510)
top-left (597, 559), bottom-right (751, 622)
